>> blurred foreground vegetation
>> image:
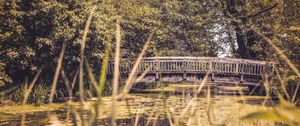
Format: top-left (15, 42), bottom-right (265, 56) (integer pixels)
top-left (0, 0), bottom-right (299, 125)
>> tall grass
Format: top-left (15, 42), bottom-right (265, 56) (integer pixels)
top-left (30, 84), bottom-right (51, 105)
top-left (118, 31), bottom-right (154, 99)
top-left (22, 66), bottom-right (44, 105)
top-left (61, 69), bottom-right (73, 100)
top-left (2, 1), bottom-right (298, 126)
top-left (215, 10), bottom-right (300, 124)
top-left (111, 17), bottom-right (121, 126)
top-left (240, 25), bottom-right (300, 125)
top-left (10, 82), bottom-right (50, 105)
top-left (49, 42), bottom-right (67, 103)
top-left (78, 4), bottom-right (97, 102)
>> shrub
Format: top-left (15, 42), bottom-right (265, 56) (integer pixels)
top-left (29, 84), bottom-right (50, 105)
top-left (0, 62), bottom-right (12, 87)
top-left (10, 83), bottom-right (51, 105)
top-left (10, 85), bottom-right (24, 103)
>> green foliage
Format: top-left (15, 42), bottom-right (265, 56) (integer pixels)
top-left (30, 84), bottom-right (50, 105)
top-left (219, 0), bottom-right (300, 102)
top-left (0, 0), bottom-right (299, 102)
top-left (0, 62), bottom-right (11, 86)
top-left (0, 0), bottom-right (111, 85)
top-left (102, 81), bottom-right (113, 96)
top-left (133, 82), bottom-right (165, 89)
top-left (10, 83), bottom-right (50, 105)
top-left (0, 0), bottom-right (226, 87)
top-left (10, 85), bottom-right (24, 103)
top-left (101, 80), bottom-right (125, 96)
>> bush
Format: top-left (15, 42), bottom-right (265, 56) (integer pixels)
top-left (10, 83), bottom-right (51, 105)
top-left (133, 82), bottom-right (165, 90)
top-left (0, 62), bottom-right (12, 87)
top-left (10, 85), bottom-right (24, 103)
top-left (29, 84), bottom-right (50, 105)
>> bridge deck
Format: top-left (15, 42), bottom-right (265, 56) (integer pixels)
top-left (107, 57), bottom-right (275, 85)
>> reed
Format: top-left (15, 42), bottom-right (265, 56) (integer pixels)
top-left (111, 16), bottom-right (121, 126)
top-left (251, 26), bottom-right (300, 103)
top-left (118, 31), bottom-right (154, 98)
top-left (49, 42), bottom-right (67, 103)
top-left (3, 1), bottom-right (299, 126)
top-left (239, 26), bottom-right (300, 125)
top-left (61, 69), bottom-right (73, 100)
top-left (79, 3), bottom-right (97, 102)
top-left (275, 68), bottom-right (291, 101)
top-left (22, 66), bottom-right (44, 105)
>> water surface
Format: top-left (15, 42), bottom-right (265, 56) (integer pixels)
top-left (0, 93), bottom-right (276, 126)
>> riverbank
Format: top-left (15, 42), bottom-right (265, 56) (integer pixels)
top-left (0, 103), bottom-right (64, 115)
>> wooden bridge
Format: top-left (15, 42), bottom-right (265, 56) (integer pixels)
top-left (107, 57), bottom-right (275, 87)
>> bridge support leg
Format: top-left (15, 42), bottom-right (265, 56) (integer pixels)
top-left (155, 72), bottom-right (159, 81)
top-left (240, 74), bottom-right (244, 82)
top-left (211, 73), bottom-right (215, 81)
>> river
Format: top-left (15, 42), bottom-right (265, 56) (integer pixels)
top-left (0, 90), bottom-right (277, 126)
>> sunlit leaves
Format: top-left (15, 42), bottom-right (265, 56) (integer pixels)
top-left (242, 97), bottom-right (300, 125)
top-left (0, 63), bottom-right (12, 86)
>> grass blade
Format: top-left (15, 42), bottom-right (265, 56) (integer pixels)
top-left (79, 4), bottom-right (97, 102)
top-left (22, 66), bottom-right (44, 105)
top-left (85, 60), bottom-right (99, 95)
top-left (119, 31), bottom-right (154, 98)
top-left (61, 69), bottom-right (73, 100)
top-left (111, 17), bottom-right (121, 126)
top-left (93, 43), bottom-right (111, 125)
top-left (49, 42), bottom-right (67, 103)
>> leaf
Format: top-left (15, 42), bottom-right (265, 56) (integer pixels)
top-left (241, 110), bottom-right (284, 122)
top-left (242, 102), bottom-right (300, 126)
top-left (287, 27), bottom-right (300, 31)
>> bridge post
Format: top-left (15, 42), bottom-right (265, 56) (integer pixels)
top-left (210, 59), bottom-right (214, 81)
top-left (183, 58), bottom-right (187, 81)
top-left (235, 63), bottom-right (239, 74)
top-left (155, 58), bottom-right (159, 81)
top-left (269, 62), bottom-right (275, 95)
top-left (262, 62), bottom-right (271, 83)
top-left (240, 60), bottom-right (244, 82)
top-left (240, 74), bottom-right (244, 82)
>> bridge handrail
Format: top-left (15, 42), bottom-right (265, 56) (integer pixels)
top-left (107, 57), bottom-right (275, 76)
top-left (120, 57), bottom-right (273, 64)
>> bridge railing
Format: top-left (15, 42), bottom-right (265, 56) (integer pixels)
top-left (107, 57), bottom-right (275, 76)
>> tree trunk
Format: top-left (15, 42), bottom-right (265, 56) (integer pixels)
top-left (224, 0), bottom-right (251, 59)
top-left (246, 30), bottom-right (257, 58)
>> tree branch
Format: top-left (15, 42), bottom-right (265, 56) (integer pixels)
top-left (243, 3), bottom-right (278, 19)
